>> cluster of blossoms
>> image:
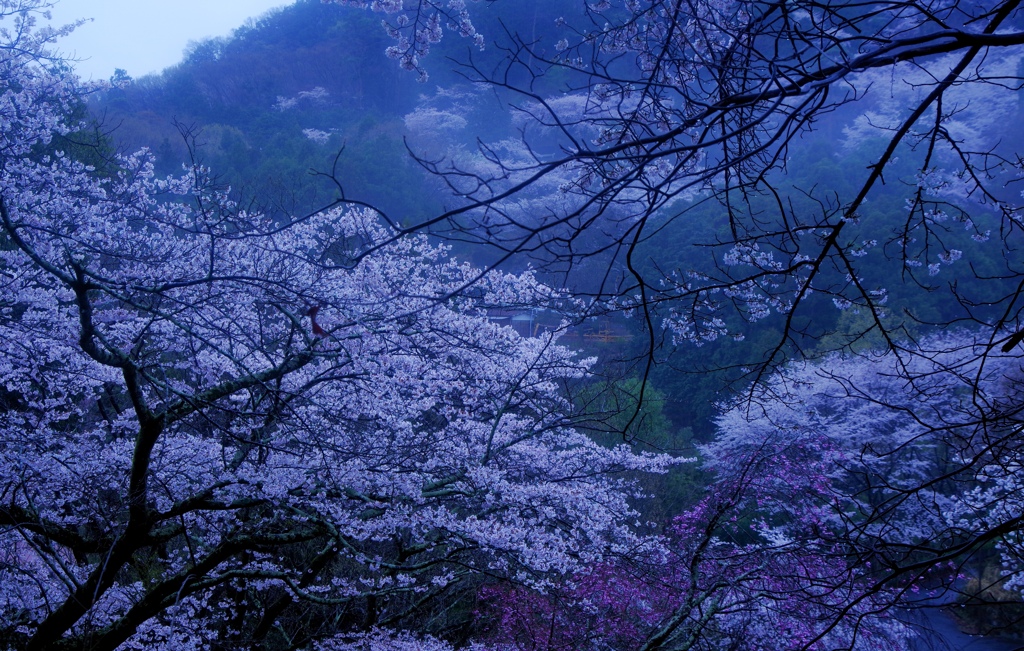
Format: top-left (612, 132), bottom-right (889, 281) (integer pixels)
top-left (275, 86), bottom-right (330, 111)
top-left (5, 0), bottom-right (1023, 648)
top-left (330, 0), bottom-right (484, 81)
top-left (303, 127), bottom-right (333, 144)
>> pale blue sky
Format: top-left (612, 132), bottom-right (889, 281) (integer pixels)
top-left (48, 0), bottom-right (291, 80)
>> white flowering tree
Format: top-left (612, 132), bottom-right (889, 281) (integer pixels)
top-left (0, 4), bottom-right (678, 649)
top-left (707, 331), bottom-right (1024, 613)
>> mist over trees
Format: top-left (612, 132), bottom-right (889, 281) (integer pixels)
top-left (3, 0), bottom-right (1024, 649)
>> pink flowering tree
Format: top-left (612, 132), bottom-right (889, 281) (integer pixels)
top-left (707, 332), bottom-right (1024, 610)
top-left (0, 4), bottom-right (680, 649)
top-left (475, 442), bottom-right (914, 651)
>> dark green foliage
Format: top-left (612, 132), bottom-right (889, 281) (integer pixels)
top-left (576, 375), bottom-right (706, 520)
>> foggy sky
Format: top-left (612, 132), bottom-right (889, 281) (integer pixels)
top-left (48, 0), bottom-right (290, 80)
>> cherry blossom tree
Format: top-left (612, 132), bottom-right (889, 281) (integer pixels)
top-left (7, 0), bottom-right (1023, 646)
top-left (708, 332), bottom-right (1024, 625)
top-left (471, 331), bottom-right (1024, 650)
top-left (0, 4), bottom-right (678, 649)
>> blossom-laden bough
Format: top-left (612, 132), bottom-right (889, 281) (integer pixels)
top-left (474, 331), bottom-right (1024, 650)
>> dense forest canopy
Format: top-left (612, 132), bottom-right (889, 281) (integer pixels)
top-left (2, 0), bottom-right (1024, 649)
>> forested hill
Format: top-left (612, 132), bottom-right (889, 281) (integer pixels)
top-left (91, 0), bottom-right (570, 221)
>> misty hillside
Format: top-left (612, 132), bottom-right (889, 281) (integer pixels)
top-left (92, 0), bottom-right (574, 221)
